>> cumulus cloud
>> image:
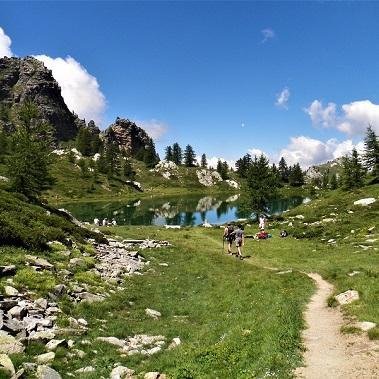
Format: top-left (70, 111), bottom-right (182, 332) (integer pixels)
top-left (35, 55), bottom-right (106, 125)
top-left (248, 148), bottom-right (269, 159)
top-left (134, 119), bottom-right (168, 141)
top-left (275, 88), bottom-right (290, 109)
top-left (278, 136), bottom-right (363, 168)
top-left (261, 28), bottom-right (275, 43)
top-left (0, 27), bottom-right (13, 57)
top-left (203, 156), bottom-right (236, 170)
top-left (305, 99), bottom-right (379, 136)
top-left (305, 100), bottom-right (337, 128)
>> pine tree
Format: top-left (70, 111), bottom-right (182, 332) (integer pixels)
top-left (363, 125), bottom-right (379, 181)
top-left (104, 142), bottom-right (120, 178)
top-left (245, 154), bottom-right (277, 212)
top-left (330, 173), bottom-right (338, 189)
top-left (143, 140), bottom-right (160, 168)
top-left (341, 148), bottom-right (365, 189)
top-left (201, 153), bottom-right (207, 168)
top-left (165, 146), bottom-right (173, 161)
top-left (184, 144), bottom-right (196, 167)
top-left (76, 127), bottom-right (92, 156)
top-left (123, 158), bottom-right (135, 179)
top-left (278, 157), bottom-right (289, 183)
top-left (235, 153), bottom-right (252, 178)
top-left (6, 101), bottom-right (54, 200)
top-left (172, 143), bottom-right (182, 165)
top-left (288, 163), bottom-right (304, 187)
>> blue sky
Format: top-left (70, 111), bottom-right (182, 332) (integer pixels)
top-left (1, 1), bottom-right (379, 167)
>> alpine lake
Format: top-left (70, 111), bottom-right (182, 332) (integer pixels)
top-left (59, 194), bottom-right (308, 226)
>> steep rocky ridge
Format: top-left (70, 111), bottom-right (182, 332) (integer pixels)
top-left (102, 117), bottom-right (154, 155)
top-left (0, 56), bottom-right (78, 141)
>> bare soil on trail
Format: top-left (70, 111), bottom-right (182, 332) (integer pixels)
top-left (295, 273), bottom-right (379, 379)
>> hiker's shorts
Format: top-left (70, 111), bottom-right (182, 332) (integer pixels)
top-left (235, 238), bottom-right (242, 247)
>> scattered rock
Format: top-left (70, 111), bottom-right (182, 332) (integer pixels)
top-left (196, 169), bottom-right (222, 187)
top-left (353, 198), bottom-right (376, 206)
top-left (145, 309), bottom-right (161, 319)
top-left (45, 339), bottom-right (67, 351)
top-left (168, 337), bottom-right (181, 349)
top-left (0, 353), bottom-right (15, 376)
top-left (77, 318), bottom-right (88, 327)
top-left (96, 336), bottom-right (125, 347)
top-left (144, 373), bottom-right (167, 379)
top-left (276, 270), bottom-right (293, 275)
top-left (347, 271), bottom-right (361, 277)
top-left (4, 286), bottom-right (19, 296)
top-left (335, 290), bottom-right (360, 305)
top-left (75, 366), bottom-right (95, 373)
top-left (110, 366), bottom-right (135, 379)
top-left (36, 365), bottom-right (62, 379)
top-left (29, 330), bottom-right (56, 342)
top-left (25, 255), bottom-right (54, 270)
top-left (36, 352), bottom-right (55, 364)
top-left (0, 332), bottom-right (24, 354)
top-left (354, 321), bottom-right (376, 331)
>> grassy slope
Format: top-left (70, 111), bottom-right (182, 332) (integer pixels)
top-left (39, 226), bottom-right (313, 379)
top-left (44, 155), bottom-right (238, 202)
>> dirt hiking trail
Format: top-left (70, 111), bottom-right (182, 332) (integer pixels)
top-left (295, 273), bottom-right (379, 378)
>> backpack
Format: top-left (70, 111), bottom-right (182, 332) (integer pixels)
top-left (226, 225), bottom-right (235, 240)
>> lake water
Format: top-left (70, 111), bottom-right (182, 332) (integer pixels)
top-left (60, 194), bottom-right (306, 226)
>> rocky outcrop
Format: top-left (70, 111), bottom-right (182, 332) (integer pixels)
top-left (0, 56), bottom-right (78, 141)
top-left (102, 117), bottom-right (154, 156)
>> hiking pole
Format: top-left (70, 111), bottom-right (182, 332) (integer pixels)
top-left (222, 236), bottom-right (225, 254)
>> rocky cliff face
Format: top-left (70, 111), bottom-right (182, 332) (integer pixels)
top-left (0, 56), bottom-right (78, 141)
top-left (102, 117), bottom-right (153, 155)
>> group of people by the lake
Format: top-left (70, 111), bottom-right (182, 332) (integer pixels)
top-left (93, 217), bottom-right (117, 227)
top-left (223, 214), bottom-right (273, 259)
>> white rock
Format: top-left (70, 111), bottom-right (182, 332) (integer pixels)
top-left (164, 225), bottom-right (181, 229)
top-left (75, 366), bottom-right (95, 373)
top-left (4, 286), bottom-right (18, 296)
top-left (353, 197), bottom-right (376, 206)
top-left (354, 321), bottom-right (376, 331)
top-left (145, 308), bottom-right (161, 319)
top-left (0, 353), bottom-right (15, 376)
top-left (36, 365), bottom-right (62, 379)
top-left (36, 352), bottom-right (55, 364)
top-left (96, 336), bottom-right (125, 347)
top-left (0, 332), bottom-right (24, 354)
top-left (110, 366), bottom-right (135, 379)
top-left (45, 339), bottom-right (66, 351)
top-left (347, 271), bottom-right (361, 277)
top-left (0, 176), bottom-right (9, 182)
top-left (144, 372), bottom-right (160, 379)
top-left (225, 179), bottom-right (240, 189)
top-left (168, 337), bottom-right (181, 349)
top-left (77, 318), bottom-right (88, 327)
top-left (295, 215), bottom-right (305, 219)
top-left (335, 290), bottom-right (360, 305)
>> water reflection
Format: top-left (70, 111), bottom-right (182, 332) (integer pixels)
top-left (59, 193), bottom-right (304, 226)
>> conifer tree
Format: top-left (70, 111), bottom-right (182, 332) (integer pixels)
top-left (246, 154), bottom-right (277, 212)
top-left (330, 173), bottom-right (338, 189)
top-left (165, 145), bottom-right (173, 161)
top-left (123, 158), bottom-right (135, 179)
top-left (172, 142), bottom-right (182, 165)
top-left (184, 144), bottom-right (196, 167)
top-left (143, 140), bottom-right (160, 168)
top-left (341, 148), bottom-right (365, 189)
top-left (235, 153), bottom-right (252, 178)
top-left (76, 127), bottom-right (92, 156)
top-left (278, 157), bottom-right (289, 183)
top-left (363, 125), bottom-right (379, 181)
top-left (201, 153), bottom-right (207, 168)
top-left (6, 101), bottom-right (54, 200)
top-left (288, 163), bottom-right (304, 187)
top-left (322, 169), bottom-right (329, 189)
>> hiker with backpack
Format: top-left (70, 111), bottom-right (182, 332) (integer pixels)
top-left (232, 224), bottom-right (245, 259)
top-left (223, 223), bottom-right (235, 255)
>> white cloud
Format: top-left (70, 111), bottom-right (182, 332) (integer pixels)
top-left (134, 119), bottom-right (168, 141)
top-left (248, 148), bottom-right (269, 159)
top-left (278, 136), bottom-right (362, 168)
top-left (35, 55), bottom-right (106, 125)
top-left (305, 100), bottom-right (337, 128)
top-left (338, 100), bottom-right (379, 135)
top-left (261, 28), bottom-right (275, 43)
top-left (0, 27), bottom-right (13, 57)
top-left (275, 87), bottom-right (290, 109)
top-left (204, 156), bottom-right (236, 170)
top-left (305, 99), bottom-right (379, 136)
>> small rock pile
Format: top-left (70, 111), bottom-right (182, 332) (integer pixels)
top-left (97, 334), bottom-right (181, 356)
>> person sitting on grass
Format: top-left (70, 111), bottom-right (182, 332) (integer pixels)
top-left (232, 224), bottom-right (245, 259)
